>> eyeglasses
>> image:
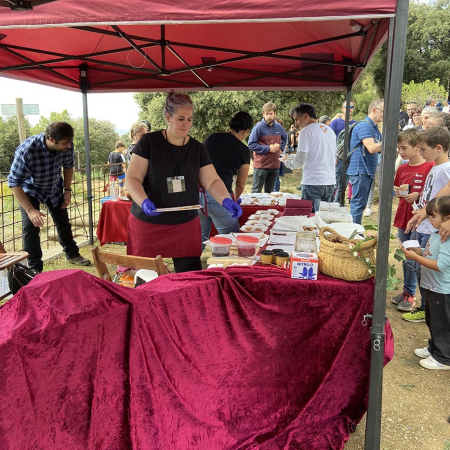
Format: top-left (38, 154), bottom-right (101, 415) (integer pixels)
top-left (375, 108), bottom-right (384, 113)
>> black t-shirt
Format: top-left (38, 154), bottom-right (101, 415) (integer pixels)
top-left (203, 132), bottom-right (251, 193)
top-left (287, 130), bottom-right (295, 148)
top-left (108, 151), bottom-right (125, 175)
top-left (130, 131), bottom-right (212, 225)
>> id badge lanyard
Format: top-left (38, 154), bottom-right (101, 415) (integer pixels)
top-left (165, 131), bottom-right (186, 193)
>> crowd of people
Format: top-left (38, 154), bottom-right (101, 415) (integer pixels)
top-left (6, 92), bottom-right (450, 370)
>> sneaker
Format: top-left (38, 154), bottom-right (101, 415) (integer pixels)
top-left (391, 293), bottom-right (405, 305)
top-left (396, 293), bottom-right (415, 311)
top-left (419, 356), bottom-right (450, 370)
top-left (363, 208), bottom-right (372, 217)
top-left (402, 308), bottom-right (426, 323)
top-left (66, 255), bottom-right (91, 266)
top-left (414, 347), bottom-right (431, 358)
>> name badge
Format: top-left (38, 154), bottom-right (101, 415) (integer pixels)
top-left (167, 176), bottom-right (186, 193)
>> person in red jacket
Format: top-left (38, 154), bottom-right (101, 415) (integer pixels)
top-left (392, 128), bottom-right (434, 311)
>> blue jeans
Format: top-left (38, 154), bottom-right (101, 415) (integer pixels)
top-left (198, 191), bottom-right (239, 250)
top-left (397, 228), bottom-right (418, 296)
top-left (273, 164), bottom-right (285, 192)
top-left (251, 168), bottom-right (279, 193)
top-left (334, 159), bottom-right (349, 203)
top-left (300, 184), bottom-right (335, 213)
top-left (415, 232), bottom-right (431, 309)
top-left (367, 163), bottom-right (381, 208)
top-left (349, 174), bottom-right (373, 224)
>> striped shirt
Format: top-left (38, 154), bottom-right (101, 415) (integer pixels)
top-left (7, 132), bottom-right (75, 207)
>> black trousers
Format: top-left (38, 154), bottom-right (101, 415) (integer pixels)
top-left (20, 195), bottom-right (80, 272)
top-left (172, 256), bottom-right (202, 273)
top-left (425, 289), bottom-right (450, 366)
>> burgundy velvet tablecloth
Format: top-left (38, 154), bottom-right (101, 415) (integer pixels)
top-left (0, 267), bottom-right (393, 450)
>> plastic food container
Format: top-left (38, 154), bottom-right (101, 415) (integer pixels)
top-left (240, 224), bottom-right (268, 233)
top-left (236, 235), bottom-right (259, 257)
top-left (248, 214), bottom-right (274, 221)
top-left (209, 236), bottom-right (232, 257)
top-left (120, 274), bottom-right (135, 288)
top-left (245, 220), bottom-right (271, 227)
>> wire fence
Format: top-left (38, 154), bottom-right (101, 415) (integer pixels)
top-left (0, 163), bottom-right (120, 253)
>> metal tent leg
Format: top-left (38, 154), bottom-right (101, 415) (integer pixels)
top-left (364, 1), bottom-right (409, 449)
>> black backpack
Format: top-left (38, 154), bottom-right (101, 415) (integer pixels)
top-left (335, 119), bottom-right (371, 164)
top-left (7, 263), bottom-right (36, 295)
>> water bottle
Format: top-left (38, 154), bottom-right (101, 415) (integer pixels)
top-left (110, 180), bottom-right (118, 201)
top-left (0, 269), bottom-right (9, 296)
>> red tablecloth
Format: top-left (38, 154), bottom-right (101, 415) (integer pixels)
top-left (96, 200), bottom-right (285, 243)
top-left (96, 199), bottom-right (131, 245)
top-left (0, 267), bottom-right (393, 450)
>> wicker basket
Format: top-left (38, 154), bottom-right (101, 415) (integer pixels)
top-left (318, 226), bottom-right (377, 281)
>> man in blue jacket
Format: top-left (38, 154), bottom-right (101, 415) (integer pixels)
top-left (248, 102), bottom-right (287, 193)
top-left (346, 99), bottom-right (384, 224)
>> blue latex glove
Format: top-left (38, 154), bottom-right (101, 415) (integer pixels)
top-left (237, 197), bottom-right (242, 205)
top-left (222, 198), bottom-right (242, 218)
top-left (141, 198), bottom-right (161, 217)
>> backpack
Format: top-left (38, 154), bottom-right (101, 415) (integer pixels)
top-left (335, 119), bottom-right (371, 164)
top-left (7, 263), bottom-right (36, 295)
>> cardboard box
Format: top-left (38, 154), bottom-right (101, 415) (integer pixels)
top-left (290, 252), bottom-right (318, 280)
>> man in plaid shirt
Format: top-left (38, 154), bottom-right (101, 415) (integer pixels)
top-left (7, 122), bottom-right (91, 273)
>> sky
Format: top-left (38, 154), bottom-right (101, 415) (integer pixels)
top-left (0, 77), bottom-right (141, 133)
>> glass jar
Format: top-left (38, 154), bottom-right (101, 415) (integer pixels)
top-left (295, 230), bottom-right (317, 253)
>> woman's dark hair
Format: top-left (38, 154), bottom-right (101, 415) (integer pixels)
top-left (425, 196), bottom-right (450, 218)
top-left (45, 122), bottom-right (74, 142)
top-left (229, 111), bottom-right (253, 132)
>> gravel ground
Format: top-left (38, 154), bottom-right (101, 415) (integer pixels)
top-left (345, 205), bottom-right (450, 450)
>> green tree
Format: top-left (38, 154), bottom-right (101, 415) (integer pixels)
top-left (402, 79), bottom-right (447, 106)
top-left (373, 0), bottom-right (450, 95)
top-left (0, 115), bottom-right (32, 174)
top-left (72, 118), bottom-right (119, 168)
top-left (134, 91), bottom-right (343, 141)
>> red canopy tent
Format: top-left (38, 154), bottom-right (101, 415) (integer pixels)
top-left (0, 2), bottom-right (409, 449)
top-left (0, 0), bottom-right (395, 92)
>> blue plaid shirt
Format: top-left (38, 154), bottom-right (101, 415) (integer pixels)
top-left (346, 117), bottom-right (382, 178)
top-left (7, 132), bottom-right (75, 207)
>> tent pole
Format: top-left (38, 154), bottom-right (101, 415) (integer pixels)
top-left (364, 1), bottom-right (409, 449)
top-left (339, 88), bottom-right (352, 206)
top-left (79, 64), bottom-right (94, 245)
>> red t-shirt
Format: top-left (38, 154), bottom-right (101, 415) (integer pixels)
top-left (393, 161), bottom-right (435, 229)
